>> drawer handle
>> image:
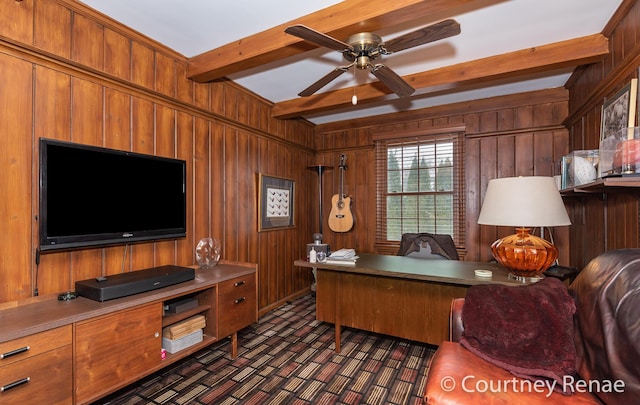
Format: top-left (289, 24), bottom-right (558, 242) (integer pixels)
top-left (234, 297), bottom-right (246, 304)
top-left (0, 346), bottom-right (29, 359)
top-left (1, 377), bottom-right (30, 392)
top-left (234, 281), bottom-right (246, 287)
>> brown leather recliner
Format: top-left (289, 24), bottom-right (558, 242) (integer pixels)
top-left (424, 249), bottom-right (640, 405)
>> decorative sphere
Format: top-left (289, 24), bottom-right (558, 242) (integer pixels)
top-left (195, 237), bottom-right (221, 269)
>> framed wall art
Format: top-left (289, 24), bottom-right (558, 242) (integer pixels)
top-left (258, 173), bottom-right (295, 231)
top-left (600, 78), bottom-right (637, 142)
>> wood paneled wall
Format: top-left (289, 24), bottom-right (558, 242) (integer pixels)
top-left (314, 89), bottom-right (571, 265)
top-left (2, 0), bottom-right (637, 308)
top-left (564, 0), bottom-right (640, 269)
top-left (0, 0), bottom-right (315, 312)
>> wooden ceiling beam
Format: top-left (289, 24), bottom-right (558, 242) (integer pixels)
top-left (271, 34), bottom-right (609, 119)
top-left (186, 0), bottom-right (478, 82)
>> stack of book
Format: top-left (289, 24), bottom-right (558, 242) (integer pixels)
top-left (162, 314), bottom-right (206, 353)
top-left (325, 248), bottom-right (358, 265)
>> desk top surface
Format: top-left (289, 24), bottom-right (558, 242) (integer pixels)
top-left (295, 253), bottom-right (523, 287)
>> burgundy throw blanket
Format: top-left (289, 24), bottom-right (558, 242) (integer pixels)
top-left (460, 277), bottom-right (577, 393)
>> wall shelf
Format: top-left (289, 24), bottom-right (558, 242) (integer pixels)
top-left (561, 176), bottom-right (640, 195)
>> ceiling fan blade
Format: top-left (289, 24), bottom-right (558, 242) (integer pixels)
top-left (285, 25), bottom-right (352, 52)
top-left (298, 67), bottom-right (348, 97)
top-left (370, 64), bottom-right (415, 97)
top-left (382, 19), bottom-right (461, 54)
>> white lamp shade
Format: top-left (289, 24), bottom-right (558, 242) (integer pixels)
top-left (477, 176), bottom-right (571, 227)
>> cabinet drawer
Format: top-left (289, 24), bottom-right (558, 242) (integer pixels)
top-left (0, 325), bottom-right (71, 367)
top-left (0, 344), bottom-right (72, 405)
top-left (218, 275), bottom-right (257, 336)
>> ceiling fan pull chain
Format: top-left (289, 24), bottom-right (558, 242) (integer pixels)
top-left (352, 64), bottom-right (358, 105)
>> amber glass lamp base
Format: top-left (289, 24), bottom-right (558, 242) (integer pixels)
top-left (490, 227), bottom-right (558, 279)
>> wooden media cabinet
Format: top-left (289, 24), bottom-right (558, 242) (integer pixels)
top-left (0, 261), bottom-right (257, 405)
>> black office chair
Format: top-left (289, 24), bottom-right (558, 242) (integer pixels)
top-left (397, 232), bottom-right (459, 260)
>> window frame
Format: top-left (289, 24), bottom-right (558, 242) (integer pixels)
top-left (373, 126), bottom-right (466, 247)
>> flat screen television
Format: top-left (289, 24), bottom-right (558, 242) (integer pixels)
top-left (39, 138), bottom-right (187, 252)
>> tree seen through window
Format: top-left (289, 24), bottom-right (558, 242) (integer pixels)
top-left (384, 141), bottom-right (455, 241)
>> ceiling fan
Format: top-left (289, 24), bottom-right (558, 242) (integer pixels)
top-left (285, 19), bottom-right (461, 98)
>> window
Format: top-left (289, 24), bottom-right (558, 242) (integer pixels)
top-left (375, 128), bottom-right (465, 246)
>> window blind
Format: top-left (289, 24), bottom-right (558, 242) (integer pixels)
top-left (374, 129), bottom-right (465, 247)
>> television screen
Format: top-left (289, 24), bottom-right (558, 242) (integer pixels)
top-left (39, 138), bottom-right (187, 252)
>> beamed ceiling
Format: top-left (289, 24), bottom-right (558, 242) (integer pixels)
top-left (80, 0), bottom-right (622, 125)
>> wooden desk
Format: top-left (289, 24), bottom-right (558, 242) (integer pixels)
top-left (295, 253), bottom-right (521, 352)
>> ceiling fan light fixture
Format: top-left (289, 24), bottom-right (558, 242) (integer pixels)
top-left (285, 20), bottom-right (460, 98)
top-left (355, 55), bottom-right (370, 69)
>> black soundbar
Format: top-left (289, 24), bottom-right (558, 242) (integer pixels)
top-left (75, 265), bottom-right (195, 302)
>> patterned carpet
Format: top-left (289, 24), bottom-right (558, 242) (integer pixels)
top-left (97, 294), bottom-right (436, 405)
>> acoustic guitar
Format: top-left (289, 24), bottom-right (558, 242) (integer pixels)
top-left (328, 154), bottom-right (354, 232)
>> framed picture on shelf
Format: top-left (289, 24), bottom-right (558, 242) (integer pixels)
top-left (598, 78), bottom-right (639, 177)
top-left (257, 173), bottom-right (295, 231)
top-left (600, 78), bottom-right (637, 142)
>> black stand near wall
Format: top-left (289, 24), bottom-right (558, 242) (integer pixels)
top-left (307, 165), bottom-right (332, 293)
top-left (307, 165), bottom-right (331, 236)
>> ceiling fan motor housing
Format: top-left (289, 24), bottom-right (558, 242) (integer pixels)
top-left (344, 32), bottom-right (382, 68)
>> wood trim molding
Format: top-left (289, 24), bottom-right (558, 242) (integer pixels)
top-left (464, 124), bottom-right (567, 139)
top-left (315, 88), bottom-right (568, 134)
top-left (371, 125), bottom-right (466, 141)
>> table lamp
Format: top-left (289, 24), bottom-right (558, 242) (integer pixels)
top-left (477, 176), bottom-right (571, 281)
